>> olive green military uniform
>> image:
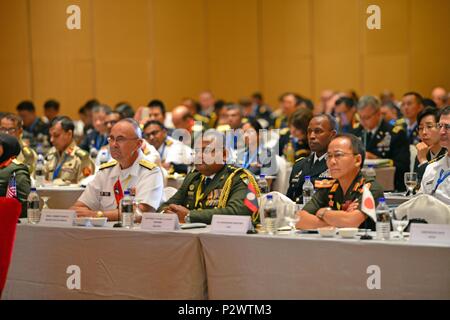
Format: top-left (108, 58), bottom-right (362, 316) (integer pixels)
top-left (158, 164), bottom-right (261, 224)
top-left (44, 141), bottom-right (95, 186)
top-left (0, 159), bottom-right (31, 218)
top-left (16, 140), bottom-right (37, 176)
top-left (302, 172), bottom-right (384, 230)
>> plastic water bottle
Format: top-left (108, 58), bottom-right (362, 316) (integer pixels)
top-left (302, 176), bottom-right (314, 205)
top-left (376, 198), bottom-right (391, 240)
top-left (35, 153), bottom-right (45, 187)
top-left (263, 194), bottom-right (277, 235)
top-left (258, 174), bottom-right (269, 194)
top-left (27, 187), bottom-right (41, 224)
top-left (121, 189), bottom-right (134, 228)
top-left (90, 147), bottom-right (98, 159)
top-left (366, 164), bottom-right (376, 179)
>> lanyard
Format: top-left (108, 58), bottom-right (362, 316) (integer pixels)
top-left (432, 169), bottom-right (450, 194)
top-left (53, 154), bottom-right (68, 179)
top-left (159, 143), bottom-right (166, 160)
top-left (243, 148), bottom-right (257, 169)
top-left (95, 134), bottom-right (105, 150)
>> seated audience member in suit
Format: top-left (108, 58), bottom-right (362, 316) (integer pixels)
top-left (287, 114), bottom-right (337, 204)
top-left (71, 118), bottom-right (163, 220)
top-left (250, 92), bottom-right (272, 127)
top-left (419, 106), bottom-right (450, 204)
top-left (278, 107), bottom-right (313, 163)
top-left (159, 133), bottom-right (260, 225)
top-left (79, 105), bottom-right (111, 157)
top-left (335, 97), bottom-right (359, 133)
top-left (43, 99), bottom-right (60, 124)
top-left (296, 134), bottom-right (384, 230)
top-left (398, 92), bottom-right (424, 145)
top-left (273, 92), bottom-right (302, 130)
top-left (0, 133), bottom-right (31, 218)
top-left (16, 100), bottom-right (50, 150)
top-left (351, 96), bottom-right (410, 192)
top-left (380, 101), bottom-right (402, 126)
top-left (415, 107), bottom-right (447, 183)
top-left (431, 86), bottom-right (448, 110)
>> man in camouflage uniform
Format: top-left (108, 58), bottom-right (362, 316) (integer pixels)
top-left (45, 116), bottom-right (95, 186)
top-left (297, 134), bottom-right (384, 231)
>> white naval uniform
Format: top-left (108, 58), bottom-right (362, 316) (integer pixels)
top-left (79, 150), bottom-right (164, 211)
top-left (420, 153), bottom-right (450, 205)
top-left (158, 137), bottom-right (193, 165)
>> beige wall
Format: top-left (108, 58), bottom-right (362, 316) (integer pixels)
top-left (1, 0), bottom-right (449, 119)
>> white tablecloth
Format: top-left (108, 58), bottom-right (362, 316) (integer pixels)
top-left (199, 232), bottom-right (450, 299)
top-left (3, 223), bottom-right (207, 300)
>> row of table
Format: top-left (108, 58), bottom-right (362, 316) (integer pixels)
top-left (3, 222), bottom-right (450, 300)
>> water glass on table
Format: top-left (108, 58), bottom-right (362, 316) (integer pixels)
top-left (404, 172), bottom-right (418, 197)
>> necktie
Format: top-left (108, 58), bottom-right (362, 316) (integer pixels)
top-left (366, 132), bottom-right (373, 146)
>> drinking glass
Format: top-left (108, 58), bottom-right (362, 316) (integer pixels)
top-left (391, 209), bottom-right (409, 240)
top-left (404, 172), bottom-right (418, 197)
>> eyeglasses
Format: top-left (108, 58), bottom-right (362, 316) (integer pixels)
top-left (326, 152), bottom-right (357, 161)
top-left (107, 136), bottom-right (139, 144)
top-left (0, 127), bottom-right (17, 134)
top-left (437, 123), bottom-right (450, 131)
top-left (418, 123), bottom-right (438, 132)
top-left (143, 130), bottom-right (162, 139)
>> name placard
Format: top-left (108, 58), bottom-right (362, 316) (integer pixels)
top-left (39, 209), bottom-right (76, 226)
top-left (211, 215), bottom-right (251, 234)
top-left (409, 224), bottom-right (450, 245)
top-left (141, 213), bottom-right (180, 231)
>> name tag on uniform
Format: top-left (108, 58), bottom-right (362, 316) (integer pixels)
top-left (211, 215), bottom-right (251, 234)
top-left (39, 209), bottom-right (75, 226)
top-left (141, 213), bottom-right (180, 231)
top-left (100, 191), bottom-right (111, 197)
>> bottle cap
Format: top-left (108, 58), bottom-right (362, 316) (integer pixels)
top-left (124, 190), bottom-right (130, 196)
top-left (31, 187), bottom-right (37, 192)
top-left (379, 197), bottom-right (385, 202)
top-left (266, 194), bottom-right (273, 200)
top-left (305, 175), bottom-right (311, 180)
top-left (259, 174), bottom-right (265, 179)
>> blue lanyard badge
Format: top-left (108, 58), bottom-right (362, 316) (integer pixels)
top-left (432, 169), bottom-right (450, 194)
top-left (95, 135), bottom-right (104, 150)
top-left (53, 154), bottom-right (67, 179)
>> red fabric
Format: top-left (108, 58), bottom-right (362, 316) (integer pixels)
top-left (0, 197), bottom-right (21, 298)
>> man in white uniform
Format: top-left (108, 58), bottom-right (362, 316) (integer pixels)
top-left (143, 120), bottom-right (193, 174)
top-left (71, 119), bottom-right (164, 220)
top-left (420, 106), bottom-right (450, 204)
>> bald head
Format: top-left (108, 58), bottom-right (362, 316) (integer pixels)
top-left (172, 105), bottom-right (193, 131)
top-left (199, 91), bottom-right (215, 111)
top-left (432, 87), bottom-right (448, 109)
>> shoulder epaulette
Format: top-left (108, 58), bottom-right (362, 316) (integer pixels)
top-left (395, 118), bottom-right (406, 126)
top-left (99, 160), bottom-right (117, 170)
top-left (295, 157), bottom-right (305, 163)
top-left (392, 125), bottom-right (404, 134)
top-left (75, 148), bottom-right (89, 159)
top-left (12, 159), bottom-right (23, 165)
top-left (165, 139), bottom-right (173, 146)
top-left (280, 127), bottom-right (289, 135)
top-left (314, 179), bottom-right (336, 189)
top-left (139, 159), bottom-right (157, 170)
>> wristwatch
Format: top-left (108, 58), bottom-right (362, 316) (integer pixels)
top-left (184, 212), bottom-right (191, 223)
top-left (317, 207), bottom-right (331, 220)
top-left (96, 211), bottom-right (104, 218)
